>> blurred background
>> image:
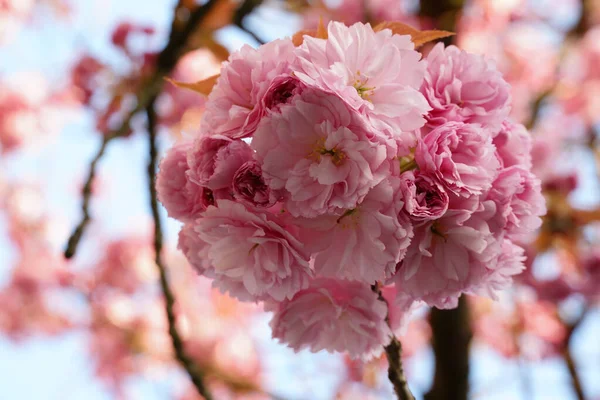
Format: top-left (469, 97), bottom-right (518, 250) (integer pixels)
top-left (1, 0), bottom-right (600, 399)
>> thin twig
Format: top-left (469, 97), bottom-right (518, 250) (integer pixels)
top-left (236, 22), bottom-right (266, 45)
top-left (64, 136), bottom-right (109, 258)
top-left (64, 87), bottom-right (158, 259)
top-left (384, 337), bottom-right (415, 400)
top-left (146, 100), bottom-right (213, 400)
top-left (234, 0), bottom-right (265, 45)
top-left (64, 0), bottom-right (219, 259)
top-left (563, 307), bottom-right (589, 400)
top-left (564, 346), bottom-right (586, 400)
top-left (372, 285), bottom-right (415, 400)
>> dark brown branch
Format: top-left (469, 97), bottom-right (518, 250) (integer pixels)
top-left (372, 285), bottom-right (415, 400)
top-left (236, 22), bottom-right (265, 45)
top-left (418, 0), bottom-right (465, 45)
top-left (64, 0), bottom-right (221, 259)
top-left (234, 0), bottom-right (265, 44)
top-left (525, 0), bottom-right (591, 131)
top-left (418, 2), bottom-right (473, 399)
top-left (424, 297), bottom-right (472, 400)
top-left (146, 100), bottom-right (213, 400)
top-left (64, 136), bottom-right (109, 258)
top-left (564, 346), bottom-right (586, 400)
top-left (562, 308), bottom-right (588, 400)
top-left (63, 91), bottom-right (158, 259)
top-left (384, 337), bottom-right (416, 400)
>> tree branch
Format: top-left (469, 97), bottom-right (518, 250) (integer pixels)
top-left (372, 285), bottom-right (415, 400)
top-left (146, 100), bottom-right (213, 400)
top-left (424, 297), bottom-right (472, 400)
top-left (563, 308), bottom-right (588, 400)
top-left (63, 0), bottom-right (220, 259)
top-left (236, 22), bottom-right (266, 45)
top-left (64, 136), bottom-right (109, 258)
top-left (63, 81), bottom-right (162, 259)
top-left (234, 0), bottom-right (265, 44)
top-left (417, 2), bottom-right (473, 399)
top-left (564, 345), bottom-right (586, 400)
top-left (384, 337), bottom-right (415, 400)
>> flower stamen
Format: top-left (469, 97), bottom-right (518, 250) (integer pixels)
top-left (307, 137), bottom-right (347, 166)
top-left (353, 70), bottom-right (375, 101)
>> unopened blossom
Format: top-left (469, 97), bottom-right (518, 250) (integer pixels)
top-left (298, 179), bottom-right (412, 283)
top-left (493, 120), bottom-right (532, 169)
top-left (193, 200), bottom-right (312, 302)
top-left (269, 278), bottom-right (391, 360)
top-left (252, 89), bottom-right (389, 218)
top-left (293, 21), bottom-right (430, 135)
top-left (186, 135), bottom-right (253, 191)
top-left (415, 121), bottom-right (500, 197)
top-left (232, 161), bottom-right (279, 208)
top-left (262, 75), bottom-right (305, 113)
top-left (156, 141), bottom-right (208, 222)
top-left (202, 39), bottom-right (298, 138)
top-left (399, 170), bottom-right (449, 222)
top-left (485, 166), bottom-right (546, 240)
top-left (421, 43), bottom-right (511, 131)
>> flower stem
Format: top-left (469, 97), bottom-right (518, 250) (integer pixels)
top-left (372, 284), bottom-right (416, 400)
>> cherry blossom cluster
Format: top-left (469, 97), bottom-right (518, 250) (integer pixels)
top-left (156, 21), bottom-right (546, 360)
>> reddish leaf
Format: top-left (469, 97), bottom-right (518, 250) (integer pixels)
top-left (292, 17), bottom-right (328, 46)
top-left (165, 74), bottom-right (220, 96)
top-left (374, 21), bottom-right (454, 48)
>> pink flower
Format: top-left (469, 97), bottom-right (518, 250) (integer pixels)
top-left (415, 122), bottom-right (499, 197)
top-left (395, 201), bottom-right (501, 308)
top-left (178, 224), bottom-right (253, 301)
top-left (293, 21), bottom-right (430, 135)
top-left (399, 171), bottom-right (449, 222)
top-left (156, 141), bottom-right (207, 222)
top-left (252, 89), bottom-right (389, 218)
top-left (187, 135), bottom-right (253, 191)
top-left (298, 179), bottom-right (413, 283)
top-left (381, 284), bottom-right (417, 336)
top-left (493, 120), bottom-right (532, 169)
top-left (262, 75), bottom-right (305, 113)
top-left (421, 43), bottom-right (511, 131)
top-left (201, 39), bottom-right (297, 138)
top-left (193, 200), bottom-right (312, 302)
top-left (485, 166), bottom-right (546, 240)
top-left (268, 278), bottom-right (391, 360)
top-left (232, 161), bottom-right (279, 208)
top-left (469, 239), bottom-right (526, 300)
top-left (178, 224), bottom-right (214, 277)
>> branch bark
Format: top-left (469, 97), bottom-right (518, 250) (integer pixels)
top-left (418, 2), bottom-right (473, 399)
top-left (564, 345), bottom-right (586, 400)
top-left (146, 100), bottom-right (213, 400)
top-left (424, 297), bottom-right (472, 400)
top-left (384, 337), bottom-right (416, 400)
top-left (63, 0), bottom-right (258, 259)
top-left (234, 0), bottom-right (265, 44)
top-left (562, 308), bottom-right (588, 400)
top-left (372, 285), bottom-right (415, 400)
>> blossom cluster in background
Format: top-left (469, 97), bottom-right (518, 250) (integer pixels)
top-left (157, 21), bottom-right (545, 360)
